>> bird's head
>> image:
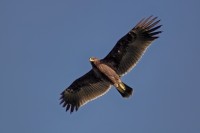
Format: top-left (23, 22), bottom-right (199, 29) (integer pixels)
top-left (89, 57), bottom-right (99, 62)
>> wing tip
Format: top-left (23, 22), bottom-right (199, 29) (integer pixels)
top-left (135, 15), bottom-right (161, 29)
top-left (59, 90), bottom-right (79, 114)
top-left (133, 15), bottom-right (162, 40)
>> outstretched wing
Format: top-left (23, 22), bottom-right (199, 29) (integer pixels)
top-left (60, 70), bottom-right (111, 113)
top-left (102, 16), bottom-right (162, 76)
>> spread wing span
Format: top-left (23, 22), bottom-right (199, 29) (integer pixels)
top-left (60, 16), bottom-right (162, 113)
top-left (102, 16), bottom-right (162, 76)
top-left (60, 70), bottom-right (111, 113)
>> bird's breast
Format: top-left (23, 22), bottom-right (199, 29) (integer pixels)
top-left (95, 63), bottom-right (121, 84)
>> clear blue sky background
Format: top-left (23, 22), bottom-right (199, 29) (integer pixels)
top-left (1, 0), bottom-right (200, 133)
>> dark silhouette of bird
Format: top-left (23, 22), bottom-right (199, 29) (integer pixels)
top-left (60, 16), bottom-right (162, 113)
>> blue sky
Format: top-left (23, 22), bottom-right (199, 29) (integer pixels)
top-left (1, 0), bottom-right (200, 133)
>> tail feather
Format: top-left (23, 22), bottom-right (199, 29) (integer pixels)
top-left (117, 82), bottom-right (133, 98)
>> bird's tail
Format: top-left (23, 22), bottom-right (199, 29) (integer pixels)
top-left (116, 82), bottom-right (133, 98)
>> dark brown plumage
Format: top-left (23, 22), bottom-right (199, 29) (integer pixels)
top-left (60, 16), bottom-right (162, 113)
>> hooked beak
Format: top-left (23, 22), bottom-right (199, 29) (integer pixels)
top-left (89, 57), bottom-right (94, 62)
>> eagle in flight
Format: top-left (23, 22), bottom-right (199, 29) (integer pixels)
top-left (60, 16), bottom-right (162, 113)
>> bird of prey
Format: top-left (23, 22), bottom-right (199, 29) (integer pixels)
top-left (60, 16), bottom-right (162, 113)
